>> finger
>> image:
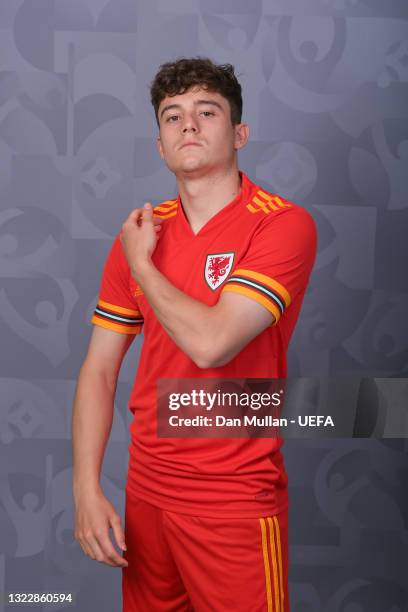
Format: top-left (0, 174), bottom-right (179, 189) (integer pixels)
top-left (110, 514), bottom-right (127, 552)
top-left (78, 538), bottom-right (95, 560)
top-left (128, 208), bottom-right (143, 221)
top-left (96, 533), bottom-right (128, 567)
top-left (153, 216), bottom-right (163, 225)
top-left (142, 202), bottom-right (154, 223)
top-left (87, 536), bottom-right (113, 565)
top-left (91, 536), bottom-right (116, 567)
top-left (154, 225), bottom-right (162, 232)
top-left (87, 535), bottom-right (115, 566)
top-left (124, 208), bottom-right (144, 228)
top-left (80, 533), bottom-right (103, 562)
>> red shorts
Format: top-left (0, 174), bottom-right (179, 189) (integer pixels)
top-left (122, 493), bottom-right (289, 611)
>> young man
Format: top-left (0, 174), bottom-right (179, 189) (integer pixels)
top-left (72, 57), bottom-right (317, 611)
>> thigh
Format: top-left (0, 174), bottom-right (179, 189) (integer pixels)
top-left (162, 508), bottom-right (289, 612)
top-left (122, 494), bottom-right (193, 612)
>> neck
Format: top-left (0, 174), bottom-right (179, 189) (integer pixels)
top-left (176, 166), bottom-right (242, 234)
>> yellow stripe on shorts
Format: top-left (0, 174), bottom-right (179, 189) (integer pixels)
top-left (259, 518), bottom-right (273, 611)
top-left (259, 516), bottom-right (284, 612)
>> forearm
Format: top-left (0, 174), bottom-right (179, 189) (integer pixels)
top-left (72, 362), bottom-right (116, 501)
top-left (132, 260), bottom-right (216, 366)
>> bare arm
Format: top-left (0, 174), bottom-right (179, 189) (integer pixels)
top-left (130, 259), bottom-right (274, 368)
top-left (72, 325), bottom-right (135, 567)
top-left (120, 202), bottom-right (316, 369)
top-left (120, 205), bottom-right (274, 369)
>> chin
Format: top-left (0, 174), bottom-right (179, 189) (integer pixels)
top-left (179, 160), bottom-right (207, 173)
top-left (165, 157), bottom-right (211, 176)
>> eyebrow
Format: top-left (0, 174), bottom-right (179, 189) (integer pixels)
top-left (160, 99), bottom-right (224, 119)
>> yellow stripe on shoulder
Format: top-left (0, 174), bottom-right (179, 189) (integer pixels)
top-left (154, 201), bottom-right (178, 213)
top-left (258, 189), bottom-right (293, 209)
top-left (253, 195), bottom-right (279, 212)
top-left (153, 210), bottom-right (178, 220)
top-left (246, 189), bottom-right (293, 215)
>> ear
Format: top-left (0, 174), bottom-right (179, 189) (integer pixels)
top-left (234, 123), bottom-right (249, 151)
top-left (156, 135), bottom-right (164, 159)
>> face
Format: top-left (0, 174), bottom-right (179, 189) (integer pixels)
top-left (156, 86), bottom-right (249, 177)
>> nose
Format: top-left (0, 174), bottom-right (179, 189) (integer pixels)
top-left (182, 114), bottom-right (198, 133)
top-left (183, 124), bottom-right (197, 133)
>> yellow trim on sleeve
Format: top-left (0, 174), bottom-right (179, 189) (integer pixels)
top-left (233, 269), bottom-right (291, 308)
top-left (91, 315), bottom-right (142, 335)
top-left (221, 284), bottom-right (280, 325)
top-left (98, 299), bottom-right (141, 316)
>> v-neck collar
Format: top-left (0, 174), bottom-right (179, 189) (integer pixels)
top-left (175, 171), bottom-right (255, 238)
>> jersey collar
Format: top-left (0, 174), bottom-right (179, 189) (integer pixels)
top-left (174, 170), bottom-right (257, 238)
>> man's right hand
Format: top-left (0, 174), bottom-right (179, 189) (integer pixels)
top-left (74, 489), bottom-right (128, 568)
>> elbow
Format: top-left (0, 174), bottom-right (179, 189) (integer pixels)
top-left (193, 356), bottom-right (226, 370)
top-left (191, 342), bottom-right (231, 370)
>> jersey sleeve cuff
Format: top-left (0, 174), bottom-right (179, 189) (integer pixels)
top-left (221, 268), bottom-right (291, 325)
top-left (91, 299), bottom-right (144, 335)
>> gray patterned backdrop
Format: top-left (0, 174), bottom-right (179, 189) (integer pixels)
top-left (0, 1), bottom-right (407, 611)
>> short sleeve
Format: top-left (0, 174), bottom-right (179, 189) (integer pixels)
top-left (91, 234), bottom-right (144, 335)
top-left (221, 207), bottom-right (317, 325)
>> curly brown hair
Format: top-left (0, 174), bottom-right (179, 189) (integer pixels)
top-left (150, 57), bottom-right (243, 127)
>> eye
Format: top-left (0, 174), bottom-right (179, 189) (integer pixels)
top-left (166, 115), bottom-right (180, 122)
top-left (201, 111), bottom-right (215, 117)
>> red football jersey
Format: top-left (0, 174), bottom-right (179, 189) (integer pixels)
top-left (91, 171), bottom-right (317, 518)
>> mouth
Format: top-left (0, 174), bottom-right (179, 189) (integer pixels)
top-left (180, 142), bottom-right (202, 149)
